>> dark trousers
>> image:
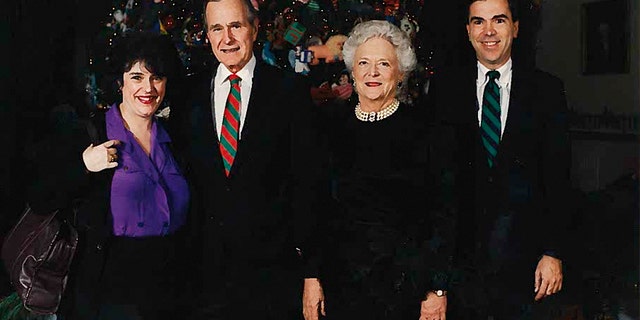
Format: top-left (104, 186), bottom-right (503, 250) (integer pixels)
top-left (66, 236), bottom-right (183, 320)
top-left (191, 263), bottom-right (303, 320)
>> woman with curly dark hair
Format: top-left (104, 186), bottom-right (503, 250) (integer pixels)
top-left (26, 31), bottom-right (190, 320)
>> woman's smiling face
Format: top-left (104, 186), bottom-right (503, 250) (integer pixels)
top-left (351, 37), bottom-right (403, 108)
top-left (120, 61), bottom-right (167, 119)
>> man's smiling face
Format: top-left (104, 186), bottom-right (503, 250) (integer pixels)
top-left (206, 0), bottom-right (258, 73)
top-left (466, 0), bottom-right (519, 69)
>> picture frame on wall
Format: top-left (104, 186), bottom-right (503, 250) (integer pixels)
top-left (581, 0), bottom-right (629, 75)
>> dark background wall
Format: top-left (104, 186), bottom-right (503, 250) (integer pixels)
top-left (0, 0), bottom-right (111, 295)
top-left (1, 0), bottom-right (114, 231)
top-left (537, 0), bottom-right (639, 114)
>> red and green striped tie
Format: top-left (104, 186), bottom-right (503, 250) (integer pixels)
top-left (481, 70), bottom-right (501, 168)
top-left (220, 74), bottom-right (241, 176)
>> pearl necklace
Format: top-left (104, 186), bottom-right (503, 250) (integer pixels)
top-left (354, 99), bottom-right (400, 122)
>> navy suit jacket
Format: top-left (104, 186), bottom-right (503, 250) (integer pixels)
top-left (174, 61), bottom-right (328, 300)
top-left (427, 61), bottom-right (571, 293)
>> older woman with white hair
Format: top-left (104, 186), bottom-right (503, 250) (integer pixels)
top-left (303, 20), bottom-right (449, 320)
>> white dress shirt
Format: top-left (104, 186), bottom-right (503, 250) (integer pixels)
top-left (213, 55), bottom-right (256, 140)
top-left (476, 59), bottom-right (513, 138)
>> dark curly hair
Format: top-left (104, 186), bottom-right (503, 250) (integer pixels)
top-left (104, 31), bottom-right (184, 106)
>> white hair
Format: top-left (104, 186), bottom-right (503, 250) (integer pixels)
top-left (343, 19), bottom-right (417, 83)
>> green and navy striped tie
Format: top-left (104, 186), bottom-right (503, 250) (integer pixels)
top-left (220, 74), bottom-right (241, 176)
top-left (481, 70), bottom-right (501, 168)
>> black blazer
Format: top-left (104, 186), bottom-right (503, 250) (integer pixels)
top-left (428, 61), bottom-right (571, 282)
top-left (26, 109), bottom-right (191, 318)
top-left (178, 62), bottom-right (327, 289)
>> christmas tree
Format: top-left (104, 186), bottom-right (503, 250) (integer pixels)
top-left (84, 0), bottom-right (434, 108)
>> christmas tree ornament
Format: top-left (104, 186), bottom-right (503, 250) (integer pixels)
top-left (284, 21), bottom-right (306, 46)
top-left (161, 14), bottom-right (176, 31)
top-left (399, 15), bottom-right (419, 40)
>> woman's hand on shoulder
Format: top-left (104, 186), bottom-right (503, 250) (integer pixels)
top-left (82, 140), bottom-right (121, 172)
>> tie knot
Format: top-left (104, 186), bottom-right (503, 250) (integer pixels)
top-left (486, 70), bottom-right (500, 81)
top-left (228, 74), bottom-right (241, 84)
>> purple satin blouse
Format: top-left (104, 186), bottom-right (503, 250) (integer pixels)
top-left (106, 105), bottom-right (189, 237)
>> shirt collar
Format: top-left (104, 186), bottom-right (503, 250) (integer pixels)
top-left (106, 104), bottom-right (127, 140)
top-left (105, 104), bottom-right (169, 154)
top-left (477, 58), bottom-right (513, 87)
top-left (155, 118), bottom-right (171, 143)
top-left (215, 55), bottom-right (256, 87)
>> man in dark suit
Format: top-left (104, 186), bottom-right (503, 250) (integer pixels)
top-left (177, 0), bottom-right (327, 318)
top-left (427, 0), bottom-right (571, 318)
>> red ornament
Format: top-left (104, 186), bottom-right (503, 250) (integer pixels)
top-left (282, 7), bottom-right (295, 25)
top-left (161, 14), bottom-right (176, 31)
top-left (383, 0), bottom-right (399, 16)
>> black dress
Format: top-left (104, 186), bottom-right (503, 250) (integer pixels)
top-left (320, 102), bottom-right (438, 319)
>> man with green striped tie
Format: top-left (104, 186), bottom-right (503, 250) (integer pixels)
top-left (427, 0), bottom-right (572, 318)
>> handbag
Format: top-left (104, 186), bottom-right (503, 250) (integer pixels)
top-left (1, 115), bottom-right (100, 315)
top-left (1, 204), bottom-right (78, 314)
top-left (1, 114), bottom-right (99, 315)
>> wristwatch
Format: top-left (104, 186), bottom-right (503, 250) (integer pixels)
top-left (433, 289), bottom-right (447, 297)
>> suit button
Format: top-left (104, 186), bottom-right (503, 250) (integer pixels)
top-left (96, 244), bottom-right (103, 251)
top-left (218, 221), bottom-right (224, 227)
top-left (209, 215), bottom-right (215, 221)
top-left (225, 186), bottom-right (231, 192)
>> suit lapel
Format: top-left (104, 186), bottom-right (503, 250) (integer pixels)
top-left (498, 66), bottom-right (530, 160)
top-left (190, 69), bottom-right (226, 178)
top-left (468, 66), bottom-right (489, 172)
top-left (232, 63), bottom-right (274, 169)
top-left (210, 67), bottom-right (220, 141)
top-left (467, 66), bottom-right (481, 127)
top-left (237, 63), bottom-right (261, 149)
